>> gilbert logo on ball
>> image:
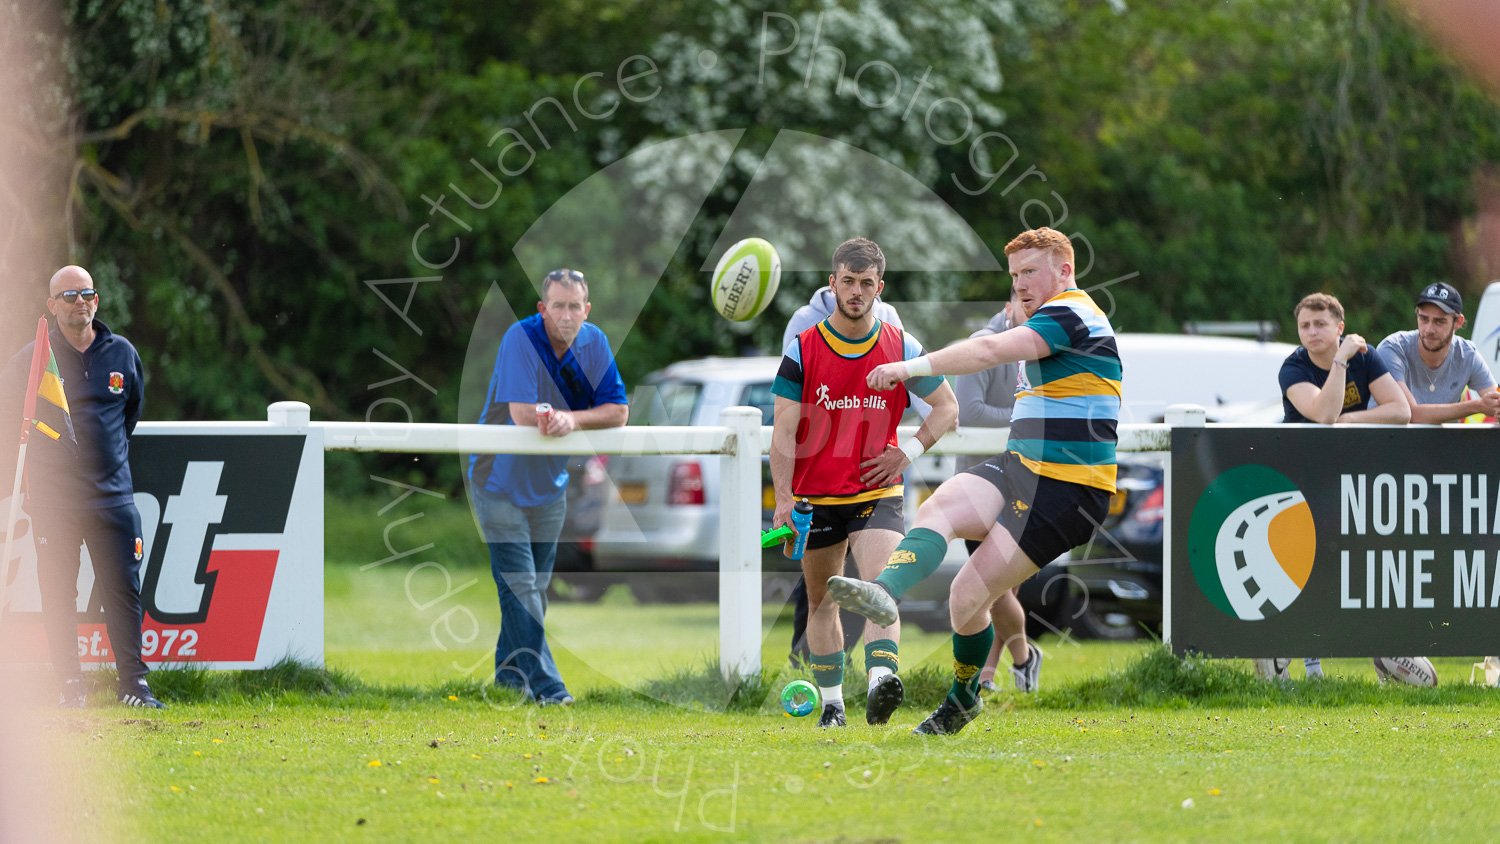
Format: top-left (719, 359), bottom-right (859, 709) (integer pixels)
top-left (711, 237), bottom-right (781, 322)
top-left (1188, 465), bottom-right (1316, 621)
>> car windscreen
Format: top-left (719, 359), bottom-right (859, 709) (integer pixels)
top-left (739, 382), bottom-right (775, 426)
top-left (628, 378), bottom-right (702, 426)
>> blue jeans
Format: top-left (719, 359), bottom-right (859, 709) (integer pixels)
top-left (473, 490), bottom-right (568, 701)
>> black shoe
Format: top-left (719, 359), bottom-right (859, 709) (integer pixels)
top-left (816, 703), bottom-right (847, 728)
top-left (1011, 643), bottom-right (1044, 693)
top-left (913, 695), bottom-right (981, 736)
top-left (119, 682), bottom-right (166, 709)
top-left (865, 674), bottom-right (904, 725)
top-left (58, 678), bottom-right (87, 709)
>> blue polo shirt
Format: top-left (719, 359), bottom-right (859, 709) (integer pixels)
top-left (470, 314), bottom-right (627, 507)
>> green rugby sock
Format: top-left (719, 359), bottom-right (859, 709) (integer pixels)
top-left (810, 651), bottom-right (845, 704)
top-left (864, 639), bottom-right (899, 675)
top-left (949, 626), bottom-right (995, 709)
top-left (874, 527), bottom-right (948, 599)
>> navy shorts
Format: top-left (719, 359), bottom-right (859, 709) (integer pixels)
top-left (804, 494), bottom-right (905, 550)
top-left (961, 452), bottom-right (1110, 566)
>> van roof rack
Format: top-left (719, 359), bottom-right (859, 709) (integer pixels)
top-left (1181, 320), bottom-right (1279, 342)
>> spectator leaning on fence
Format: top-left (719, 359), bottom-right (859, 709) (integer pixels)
top-left (1270, 291), bottom-right (1410, 681)
top-left (468, 268), bottom-right (628, 706)
top-left (1375, 283), bottom-right (1500, 681)
top-left (1279, 292), bottom-right (1409, 426)
top-left (1375, 282), bottom-right (1500, 423)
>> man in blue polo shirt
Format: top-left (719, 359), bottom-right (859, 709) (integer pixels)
top-left (469, 268), bottom-right (628, 705)
top-left (4, 265), bottom-right (161, 708)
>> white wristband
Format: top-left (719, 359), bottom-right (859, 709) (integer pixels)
top-left (905, 356), bottom-right (933, 378)
top-left (899, 437), bottom-right (926, 463)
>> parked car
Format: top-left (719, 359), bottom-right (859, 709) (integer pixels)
top-left (549, 454), bottom-right (612, 599)
top-left (590, 356), bottom-right (786, 602)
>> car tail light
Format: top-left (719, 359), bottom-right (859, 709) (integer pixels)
top-left (582, 455), bottom-right (608, 486)
top-left (669, 460), bottom-right (705, 505)
top-left (1132, 485), bottom-right (1164, 525)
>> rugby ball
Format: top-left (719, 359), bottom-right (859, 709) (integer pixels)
top-left (1372, 656), bottom-right (1438, 687)
top-left (711, 237), bottom-right (781, 322)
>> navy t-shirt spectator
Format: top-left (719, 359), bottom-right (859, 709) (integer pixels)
top-left (1278, 347), bottom-right (1391, 423)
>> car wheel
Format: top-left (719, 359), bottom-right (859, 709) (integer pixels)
top-left (905, 605), bottom-right (954, 633)
top-left (548, 574), bottom-right (609, 603)
top-left (761, 573), bottom-right (799, 605)
top-left (1020, 567), bottom-right (1073, 640)
top-left (627, 573), bottom-right (717, 603)
top-left (1060, 591), bottom-right (1143, 641)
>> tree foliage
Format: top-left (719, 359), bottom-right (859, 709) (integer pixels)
top-left (981, 0), bottom-right (1500, 341)
top-left (27, 0), bottom-right (1500, 450)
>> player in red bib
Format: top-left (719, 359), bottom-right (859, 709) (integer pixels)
top-left (770, 238), bottom-right (958, 727)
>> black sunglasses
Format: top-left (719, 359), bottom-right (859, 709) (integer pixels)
top-left (53, 288), bottom-right (98, 303)
top-left (546, 269), bottom-right (585, 283)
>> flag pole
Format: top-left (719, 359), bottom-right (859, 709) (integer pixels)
top-left (1, 318), bottom-right (49, 618)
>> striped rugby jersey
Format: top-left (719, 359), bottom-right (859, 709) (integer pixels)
top-left (1010, 288), bottom-right (1122, 492)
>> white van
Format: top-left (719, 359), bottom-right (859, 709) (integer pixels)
top-left (1466, 280), bottom-right (1500, 382)
top-left (1112, 333), bottom-right (1297, 423)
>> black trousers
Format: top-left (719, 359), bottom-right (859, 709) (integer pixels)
top-left (30, 503), bottom-right (149, 689)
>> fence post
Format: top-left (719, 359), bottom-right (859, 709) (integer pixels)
top-left (268, 401), bottom-right (311, 428)
top-left (1161, 403), bottom-right (1206, 649)
top-left (718, 407), bottom-right (763, 684)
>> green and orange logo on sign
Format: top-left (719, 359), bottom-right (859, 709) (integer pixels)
top-left (1188, 465), bottom-right (1317, 621)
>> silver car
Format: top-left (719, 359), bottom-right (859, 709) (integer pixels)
top-left (592, 356), bottom-right (786, 601)
top-left (591, 355), bottom-right (956, 604)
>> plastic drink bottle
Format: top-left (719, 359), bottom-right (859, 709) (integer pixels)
top-left (788, 499), bottom-right (814, 560)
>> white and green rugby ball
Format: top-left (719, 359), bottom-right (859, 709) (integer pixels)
top-left (711, 237), bottom-right (781, 322)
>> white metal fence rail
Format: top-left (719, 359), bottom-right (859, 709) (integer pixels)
top-left (236, 401), bottom-right (1187, 683)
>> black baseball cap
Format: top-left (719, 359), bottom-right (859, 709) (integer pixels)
top-left (1416, 282), bottom-right (1463, 315)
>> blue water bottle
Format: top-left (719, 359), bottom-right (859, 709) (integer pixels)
top-left (788, 499), bottom-right (814, 560)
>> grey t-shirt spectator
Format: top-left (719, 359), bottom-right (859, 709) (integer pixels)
top-left (1375, 330), bottom-right (1495, 404)
top-left (953, 311), bottom-right (1019, 470)
top-left (953, 311), bottom-right (1019, 428)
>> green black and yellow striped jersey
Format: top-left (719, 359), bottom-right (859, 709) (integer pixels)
top-left (1010, 288), bottom-right (1122, 492)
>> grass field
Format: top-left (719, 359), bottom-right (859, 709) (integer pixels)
top-left (34, 495), bottom-right (1500, 842)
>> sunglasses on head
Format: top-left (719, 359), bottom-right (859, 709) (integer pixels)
top-left (53, 288), bottom-right (98, 304)
top-left (546, 269), bottom-right (585, 283)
